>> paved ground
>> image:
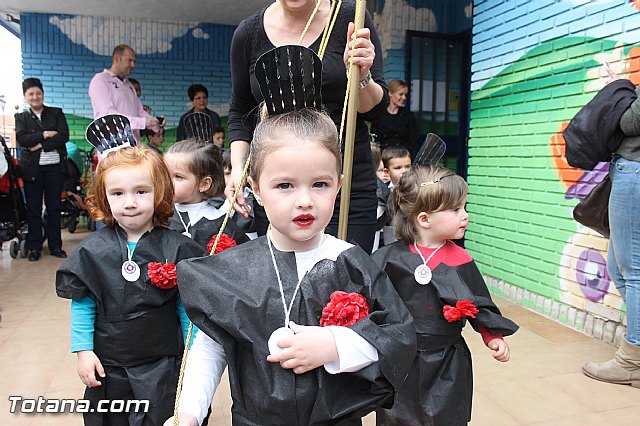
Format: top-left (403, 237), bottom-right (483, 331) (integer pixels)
top-left (1, 227), bottom-right (638, 425)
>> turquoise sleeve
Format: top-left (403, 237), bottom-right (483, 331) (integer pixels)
top-left (177, 296), bottom-right (199, 349)
top-left (71, 296), bottom-right (96, 353)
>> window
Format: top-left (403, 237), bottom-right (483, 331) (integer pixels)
top-left (407, 32), bottom-right (470, 176)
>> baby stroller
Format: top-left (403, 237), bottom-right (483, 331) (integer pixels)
top-left (0, 135), bottom-right (28, 258)
top-left (58, 144), bottom-right (95, 233)
top-left (59, 156), bottom-right (84, 233)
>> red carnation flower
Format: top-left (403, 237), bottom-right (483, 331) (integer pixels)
top-left (147, 262), bottom-right (177, 289)
top-left (320, 291), bottom-right (370, 327)
top-left (207, 233), bottom-right (237, 254)
top-left (443, 300), bottom-right (479, 323)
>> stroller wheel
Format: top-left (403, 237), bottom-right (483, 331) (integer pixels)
top-left (68, 221), bottom-right (77, 233)
top-left (9, 240), bottom-right (19, 259)
top-left (19, 239), bottom-right (28, 258)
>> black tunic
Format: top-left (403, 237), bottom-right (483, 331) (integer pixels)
top-left (56, 226), bottom-right (205, 425)
top-left (168, 204), bottom-right (250, 251)
top-left (371, 241), bottom-right (519, 426)
top-left (178, 236), bottom-right (416, 426)
top-left (228, 1), bottom-right (388, 226)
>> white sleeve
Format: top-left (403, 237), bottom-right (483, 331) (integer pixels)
top-left (323, 326), bottom-right (379, 374)
top-left (177, 330), bottom-right (227, 425)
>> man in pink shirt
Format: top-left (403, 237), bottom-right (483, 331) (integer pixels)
top-left (88, 45), bottom-right (161, 142)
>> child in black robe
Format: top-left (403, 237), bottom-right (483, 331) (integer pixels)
top-left (164, 138), bottom-right (249, 251)
top-left (56, 146), bottom-right (205, 425)
top-left (372, 165), bottom-right (519, 426)
top-left (170, 108), bottom-right (416, 426)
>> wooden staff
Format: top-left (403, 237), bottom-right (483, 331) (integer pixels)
top-left (338, 0), bottom-right (366, 240)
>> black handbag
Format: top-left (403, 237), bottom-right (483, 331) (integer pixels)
top-left (61, 157), bottom-right (80, 180)
top-left (573, 174), bottom-right (611, 238)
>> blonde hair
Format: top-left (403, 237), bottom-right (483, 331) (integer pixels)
top-left (165, 138), bottom-right (224, 197)
top-left (87, 146), bottom-right (174, 227)
top-left (388, 79), bottom-right (408, 94)
top-left (249, 108), bottom-right (341, 182)
top-left (391, 165), bottom-right (468, 243)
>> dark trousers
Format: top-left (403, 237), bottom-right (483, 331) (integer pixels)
top-left (23, 164), bottom-right (63, 251)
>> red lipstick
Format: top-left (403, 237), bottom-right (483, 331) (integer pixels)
top-left (293, 214), bottom-right (315, 227)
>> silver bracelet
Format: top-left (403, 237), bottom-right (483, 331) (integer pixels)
top-left (358, 70), bottom-right (372, 89)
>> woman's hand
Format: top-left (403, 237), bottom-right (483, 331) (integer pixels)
top-left (76, 350), bottom-right (105, 387)
top-left (224, 141), bottom-right (251, 218)
top-left (28, 143), bottom-right (43, 152)
top-left (224, 166), bottom-right (249, 218)
top-left (42, 130), bottom-right (57, 139)
top-left (343, 22), bottom-right (375, 78)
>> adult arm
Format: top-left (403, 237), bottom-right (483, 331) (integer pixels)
top-left (226, 20), bottom-right (258, 217)
top-left (88, 73), bottom-right (151, 130)
top-left (344, 14), bottom-right (388, 115)
top-left (620, 88), bottom-right (640, 136)
top-left (15, 113), bottom-right (44, 148)
top-left (41, 108), bottom-right (70, 152)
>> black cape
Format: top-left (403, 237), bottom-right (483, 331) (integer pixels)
top-left (372, 241), bottom-right (518, 426)
top-left (168, 204), bottom-right (250, 251)
top-left (178, 236), bottom-right (416, 426)
top-left (56, 225), bottom-right (205, 425)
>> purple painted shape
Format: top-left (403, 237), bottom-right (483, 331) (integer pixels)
top-left (566, 161), bottom-right (609, 201)
top-left (575, 248), bottom-right (610, 302)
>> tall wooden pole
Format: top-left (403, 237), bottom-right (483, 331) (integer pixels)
top-left (337, 0), bottom-right (366, 241)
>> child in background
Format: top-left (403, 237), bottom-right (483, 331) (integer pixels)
top-left (382, 146), bottom-right (411, 189)
top-left (56, 146), bottom-right (205, 425)
top-left (212, 126), bottom-right (225, 151)
top-left (164, 138), bottom-right (249, 250)
top-left (372, 165), bottom-right (518, 426)
top-left (145, 127), bottom-right (165, 155)
top-left (169, 108), bottom-right (416, 426)
top-left (370, 142), bottom-right (390, 252)
top-left (380, 146), bottom-right (411, 244)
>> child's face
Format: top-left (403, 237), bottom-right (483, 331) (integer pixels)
top-left (376, 160), bottom-right (390, 183)
top-left (386, 156), bottom-right (411, 186)
top-left (250, 140), bottom-right (341, 252)
top-left (104, 165), bottom-right (155, 241)
top-left (164, 154), bottom-right (206, 204)
top-left (213, 132), bottom-right (224, 149)
top-left (420, 198), bottom-right (469, 242)
top-left (149, 132), bottom-right (164, 147)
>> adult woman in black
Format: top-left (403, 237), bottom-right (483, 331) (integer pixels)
top-left (15, 78), bottom-right (69, 261)
top-left (176, 84), bottom-right (221, 142)
top-left (224, 0), bottom-right (388, 254)
top-left (370, 79), bottom-right (419, 158)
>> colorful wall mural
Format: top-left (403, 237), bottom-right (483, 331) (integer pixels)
top-left (469, 0), bottom-right (640, 339)
top-left (20, 14), bottom-right (235, 150)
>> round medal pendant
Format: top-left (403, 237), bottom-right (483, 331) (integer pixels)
top-left (121, 260), bottom-right (141, 282)
top-left (268, 326), bottom-right (295, 355)
top-left (182, 231), bottom-right (192, 239)
top-left (414, 264), bottom-right (432, 285)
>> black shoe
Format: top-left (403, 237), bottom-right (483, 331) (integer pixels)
top-left (50, 248), bottom-right (67, 258)
top-left (28, 250), bottom-right (41, 261)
